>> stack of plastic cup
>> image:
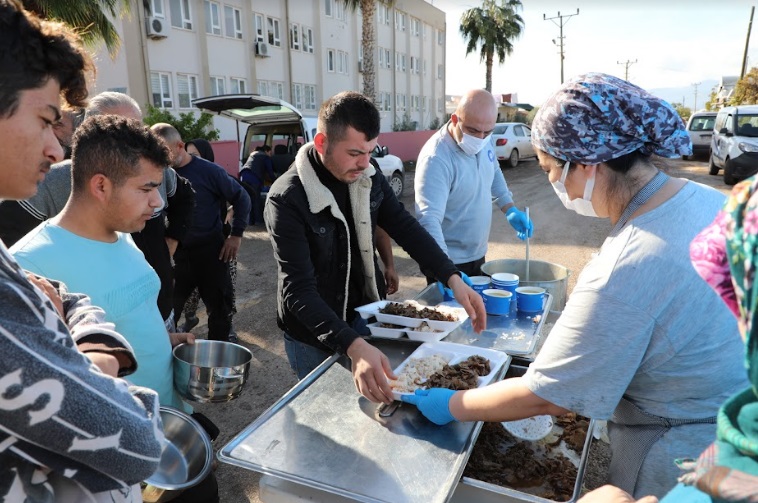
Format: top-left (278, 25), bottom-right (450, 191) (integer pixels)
top-left (490, 272), bottom-right (519, 295)
top-left (469, 276), bottom-right (491, 295)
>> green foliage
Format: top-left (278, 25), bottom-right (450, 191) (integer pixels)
top-left (704, 90), bottom-right (718, 111)
top-left (525, 106), bottom-right (539, 125)
top-left (22, 0), bottom-right (136, 58)
top-left (730, 67), bottom-right (758, 106)
top-left (460, 0), bottom-right (524, 91)
top-left (392, 113), bottom-right (417, 132)
top-left (143, 104), bottom-right (220, 141)
top-left (671, 103), bottom-right (692, 122)
top-left (428, 116), bottom-right (442, 130)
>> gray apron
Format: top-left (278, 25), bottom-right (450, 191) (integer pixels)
top-left (606, 171), bottom-right (715, 494)
top-left (608, 397), bottom-right (715, 494)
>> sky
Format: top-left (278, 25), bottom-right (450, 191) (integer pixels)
top-left (428, 0), bottom-right (758, 109)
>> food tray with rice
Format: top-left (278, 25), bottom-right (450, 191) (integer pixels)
top-left (355, 299), bottom-right (468, 332)
top-left (389, 341), bottom-right (509, 402)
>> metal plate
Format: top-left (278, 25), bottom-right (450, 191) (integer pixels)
top-left (217, 338), bottom-right (510, 503)
top-left (414, 285), bottom-right (552, 356)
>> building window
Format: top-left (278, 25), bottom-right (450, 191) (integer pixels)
top-left (224, 6), bottom-right (242, 39)
top-left (304, 85), bottom-right (317, 111)
top-left (437, 29), bottom-right (444, 45)
top-left (177, 74), bottom-right (198, 108)
top-left (169, 0), bottom-right (192, 29)
top-left (395, 12), bottom-right (406, 31)
top-left (210, 76), bottom-right (225, 95)
top-left (423, 59), bottom-right (427, 75)
top-left (151, 0), bottom-right (164, 18)
top-left (303, 27), bottom-right (314, 53)
top-left (378, 47), bottom-right (385, 68)
top-left (150, 72), bottom-right (173, 108)
top-left (257, 80), bottom-right (268, 97)
top-left (326, 49), bottom-right (335, 72)
top-left (254, 13), bottom-right (264, 42)
top-left (230, 77), bottom-right (247, 94)
top-left (410, 56), bottom-right (419, 74)
top-left (423, 23), bottom-right (428, 39)
top-left (325, 0), bottom-right (332, 17)
top-left (379, 92), bottom-right (392, 112)
top-left (423, 96), bottom-right (428, 111)
top-left (291, 83), bottom-right (303, 109)
top-left (378, 5), bottom-right (389, 25)
top-left (271, 82), bottom-right (284, 99)
top-left (204, 1), bottom-right (220, 35)
top-left (383, 48), bottom-right (391, 69)
top-left (267, 17), bottom-right (281, 46)
top-left (412, 95), bottom-right (420, 111)
top-left (289, 23), bottom-right (300, 50)
top-left (411, 18), bottom-right (420, 37)
top-left (337, 50), bottom-right (348, 75)
top-left (334, 1), bottom-right (344, 20)
top-left (396, 93), bottom-right (406, 111)
top-left (437, 64), bottom-right (444, 80)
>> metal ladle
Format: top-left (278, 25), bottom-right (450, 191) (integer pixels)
top-left (525, 206), bottom-right (530, 282)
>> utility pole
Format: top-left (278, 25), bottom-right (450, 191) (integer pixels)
top-left (616, 59), bottom-right (638, 81)
top-left (544, 9), bottom-right (580, 84)
top-left (692, 82), bottom-right (701, 111)
top-left (742, 6), bottom-right (755, 78)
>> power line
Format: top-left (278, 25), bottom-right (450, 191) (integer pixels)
top-left (543, 9), bottom-right (580, 84)
top-left (617, 59), bottom-right (638, 81)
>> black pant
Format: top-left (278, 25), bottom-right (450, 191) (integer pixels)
top-left (240, 180), bottom-right (263, 225)
top-left (424, 256), bottom-right (486, 285)
top-left (132, 217), bottom-right (174, 321)
top-left (173, 235), bottom-right (233, 341)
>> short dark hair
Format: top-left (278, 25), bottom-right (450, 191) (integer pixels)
top-left (71, 115), bottom-right (171, 192)
top-left (318, 91), bottom-right (380, 143)
top-left (256, 145), bottom-right (272, 153)
top-left (0, 0), bottom-right (93, 118)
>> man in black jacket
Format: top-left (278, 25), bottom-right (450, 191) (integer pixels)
top-left (264, 91), bottom-right (486, 404)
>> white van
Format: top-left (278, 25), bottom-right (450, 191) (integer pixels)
top-left (709, 104), bottom-right (758, 185)
top-left (193, 94), bottom-right (406, 197)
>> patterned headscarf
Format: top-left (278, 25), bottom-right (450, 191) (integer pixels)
top-left (687, 178), bottom-right (758, 499)
top-left (531, 73), bottom-right (692, 164)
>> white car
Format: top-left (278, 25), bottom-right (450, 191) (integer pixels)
top-left (491, 122), bottom-right (536, 168)
top-left (684, 111), bottom-right (716, 160)
top-left (709, 105), bottom-right (758, 184)
top-left (192, 94), bottom-right (406, 197)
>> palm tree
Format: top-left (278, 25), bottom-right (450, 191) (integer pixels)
top-left (340, 0), bottom-right (394, 103)
top-left (21, 0), bottom-right (138, 58)
top-left (460, 0), bottom-right (524, 93)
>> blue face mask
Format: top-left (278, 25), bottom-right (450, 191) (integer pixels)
top-left (550, 161), bottom-right (598, 217)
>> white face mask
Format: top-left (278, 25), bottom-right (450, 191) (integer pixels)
top-left (456, 122), bottom-right (491, 156)
top-left (550, 160), bottom-right (598, 217)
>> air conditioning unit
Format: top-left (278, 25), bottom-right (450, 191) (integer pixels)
top-left (254, 41), bottom-right (270, 57)
top-left (358, 60), bottom-right (364, 73)
top-left (146, 16), bottom-right (167, 39)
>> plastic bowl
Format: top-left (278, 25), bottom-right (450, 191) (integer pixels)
top-left (173, 340), bottom-right (253, 403)
top-left (141, 407), bottom-right (213, 503)
top-left (502, 415), bottom-right (554, 441)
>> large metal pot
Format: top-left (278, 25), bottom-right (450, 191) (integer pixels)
top-left (173, 340), bottom-right (253, 403)
top-left (481, 259), bottom-right (570, 312)
top-left (141, 407), bottom-right (213, 503)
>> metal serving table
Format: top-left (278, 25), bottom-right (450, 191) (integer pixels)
top-left (218, 338), bottom-right (511, 503)
top-left (414, 285), bottom-right (553, 359)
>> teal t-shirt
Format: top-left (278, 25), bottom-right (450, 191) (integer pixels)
top-left (11, 222), bottom-right (188, 411)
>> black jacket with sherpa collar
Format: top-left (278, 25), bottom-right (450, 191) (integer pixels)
top-left (264, 143), bottom-right (459, 355)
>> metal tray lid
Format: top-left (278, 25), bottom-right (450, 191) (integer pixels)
top-left (217, 338), bottom-right (510, 503)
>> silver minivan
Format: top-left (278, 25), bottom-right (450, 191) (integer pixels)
top-left (709, 105), bottom-right (758, 184)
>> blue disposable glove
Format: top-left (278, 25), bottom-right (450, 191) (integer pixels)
top-left (401, 388), bottom-right (458, 425)
top-left (436, 272), bottom-right (473, 301)
top-left (505, 206), bottom-right (534, 240)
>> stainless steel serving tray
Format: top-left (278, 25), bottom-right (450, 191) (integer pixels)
top-left (217, 338), bottom-right (511, 503)
top-left (450, 364), bottom-right (595, 503)
top-left (414, 285), bottom-right (552, 357)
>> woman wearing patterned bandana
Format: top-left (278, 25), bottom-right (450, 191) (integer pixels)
top-left (401, 73), bottom-right (749, 498)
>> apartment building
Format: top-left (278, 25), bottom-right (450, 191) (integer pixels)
top-left (92, 0), bottom-right (447, 139)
